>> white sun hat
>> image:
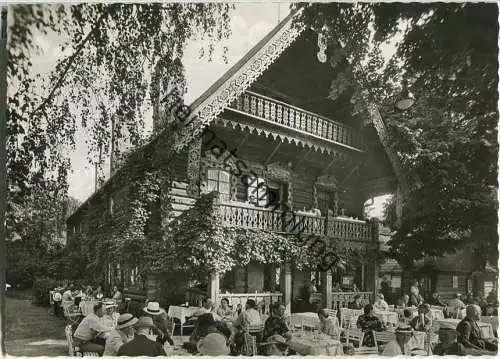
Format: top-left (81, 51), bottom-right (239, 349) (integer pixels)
top-left (143, 301), bottom-right (166, 315)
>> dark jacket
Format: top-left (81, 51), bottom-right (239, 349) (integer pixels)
top-left (117, 334), bottom-right (166, 357)
top-left (456, 317), bottom-right (485, 350)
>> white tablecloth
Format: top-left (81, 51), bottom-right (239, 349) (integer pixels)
top-left (394, 307), bottom-right (445, 321)
top-left (438, 319), bottom-right (494, 339)
top-left (167, 306), bottom-right (201, 324)
top-left (288, 333), bottom-right (342, 355)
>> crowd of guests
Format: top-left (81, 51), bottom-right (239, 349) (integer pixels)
top-left (343, 280), bottom-right (499, 356)
top-left (51, 283), bottom-right (123, 316)
top-left (72, 301), bottom-right (170, 356)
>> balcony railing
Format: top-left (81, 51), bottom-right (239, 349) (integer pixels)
top-left (333, 291), bottom-right (373, 311)
top-left (228, 90), bottom-right (364, 150)
top-left (217, 201), bottom-right (372, 241)
top-left (327, 217), bottom-right (372, 241)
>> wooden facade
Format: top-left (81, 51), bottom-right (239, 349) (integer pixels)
top-left (66, 13), bottom-right (402, 309)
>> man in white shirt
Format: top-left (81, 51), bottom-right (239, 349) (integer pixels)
top-left (233, 299), bottom-right (262, 353)
top-left (73, 302), bottom-right (114, 355)
top-left (373, 293), bottom-right (389, 312)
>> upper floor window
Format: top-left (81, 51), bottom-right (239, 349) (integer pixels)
top-left (207, 169), bottom-right (230, 201)
top-left (247, 176), bottom-right (267, 206)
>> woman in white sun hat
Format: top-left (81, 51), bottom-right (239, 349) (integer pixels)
top-left (103, 313), bottom-right (138, 356)
top-left (143, 301), bottom-right (174, 346)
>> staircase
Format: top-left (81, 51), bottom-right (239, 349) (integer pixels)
top-left (168, 181), bottom-right (196, 218)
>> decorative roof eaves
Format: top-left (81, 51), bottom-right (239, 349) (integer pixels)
top-left (173, 10), bottom-right (305, 154)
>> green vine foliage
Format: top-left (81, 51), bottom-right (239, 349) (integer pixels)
top-left (157, 191), bottom-right (381, 278)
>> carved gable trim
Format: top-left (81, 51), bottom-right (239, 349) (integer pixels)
top-left (173, 13), bottom-right (305, 153)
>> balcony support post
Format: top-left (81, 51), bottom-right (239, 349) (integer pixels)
top-left (320, 269), bottom-right (333, 309)
top-left (280, 262), bottom-right (292, 309)
top-left (208, 272), bottom-right (220, 304)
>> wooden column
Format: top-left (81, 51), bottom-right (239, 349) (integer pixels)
top-left (321, 270), bottom-right (333, 309)
top-left (361, 262), bottom-right (365, 291)
top-left (280, 262), bottom-right (292, 309)
top-left (186, 137), bottom-right (202, 198)
top-left (208, 272), bottom-right (220, 304)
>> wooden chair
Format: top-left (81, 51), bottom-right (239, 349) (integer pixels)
top-left (346, 328), bottom-right (378, 355)
top-left (65, 325), bottom-right (100, 357)
top-left (243, 332), bottom-right (258, 356)
top-left (323, 308), bottom-right (337, 318)
top-left (243, 324), bottom-right (264, 356)
top-left (171, 316), bottom-right (197, 337)
top-left (373, 330), bottom-right (396, 353)
top-left (64, 305), bottom-right (81, 326)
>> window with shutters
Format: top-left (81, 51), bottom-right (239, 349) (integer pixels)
top-left (207, 169), bottom-right (231, 201)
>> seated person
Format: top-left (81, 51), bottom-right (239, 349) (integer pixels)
top-left (356, 304), bottom-right (386, 347)
top-left (433, 327), bottom-right (463, 355)
top-left (400, 308), bottom-right (414, 326)
top-left (428, 292), bottom-right (446, 307)
top-left (373, 293), bottom-right (389, 312)
top-left (232, 299), bottom-right (263, 353)
top-left (233, 299), bottom-right (262, 332)
top-left (348, 294), bottom-right (364, 309)
top-left (116, 316), bottom-right (166, 357)
top-left (73, 302), bottom-right (114, 355)
top-left (143, 301), bottom-right (174, 346)
top-left (263, 303), bottom-right (291, 341)
top-left (185, 313), bottom-right (231, 353)
top-left (93, 286), bottom-right (104, 300)
top-left (411, 304), bottom-right (432, 332)
top-left (447, 293), bottom-right (466, 317)
top-left (216, 298), bottom-right (234, 320)
top-left (456, 304), bottom-right (498, 355)
top-left (317, 309), bottom-right (340, 337)
top-left (193, 297), bottom-right (220, 319)
top-left (103, 313), bottom-right (137, 356)
top-left (197, 332), bottom-right (231, 356)
top-left (398, 294), bottom-right (410, 308)
top-left (382, 327), bottom-right (414, 356)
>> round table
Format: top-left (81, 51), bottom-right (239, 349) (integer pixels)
top-left (288, 332), bottom-right (342, 355)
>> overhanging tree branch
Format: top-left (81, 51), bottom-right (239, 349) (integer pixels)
top-left (28, 5), bottom-right (113, 120)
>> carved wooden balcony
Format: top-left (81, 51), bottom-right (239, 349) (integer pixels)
top-left (217, 201), bottom-right (372, 242)
top-left (228, 90), bottom-right (365, 150)
top-left (326, 216), bottom-right (372, 241)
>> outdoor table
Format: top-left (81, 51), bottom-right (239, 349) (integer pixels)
top-left (394, 307), bottom-right (445, 321)
top-left (374, 311), bottom-right (398, 326)
top-left (287, 332), bottom-right (342, 355)
top-left (167, 306), bottom-right (201, 325)
top-left (438, 319), bottom-right (494, 339)
top-left (290, 312), bottom-right (339, 332)
top-left (291, 312), bottom-right (320, 330)
top-left (481, 316), bottom-right (498, 334)
top-left (386, 327), bottom-right (427, 350)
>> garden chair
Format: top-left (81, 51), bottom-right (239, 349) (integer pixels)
top-left (346, 328), bottom-right (378, 355)
top-left (323, 308), bottom-right (337, 318)
top-left (373, 330), bottom-right (396, 353)
top-left (64, 305), bottom-right (81, 326)
top-left (65, 325), bottom-right (99, 357)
